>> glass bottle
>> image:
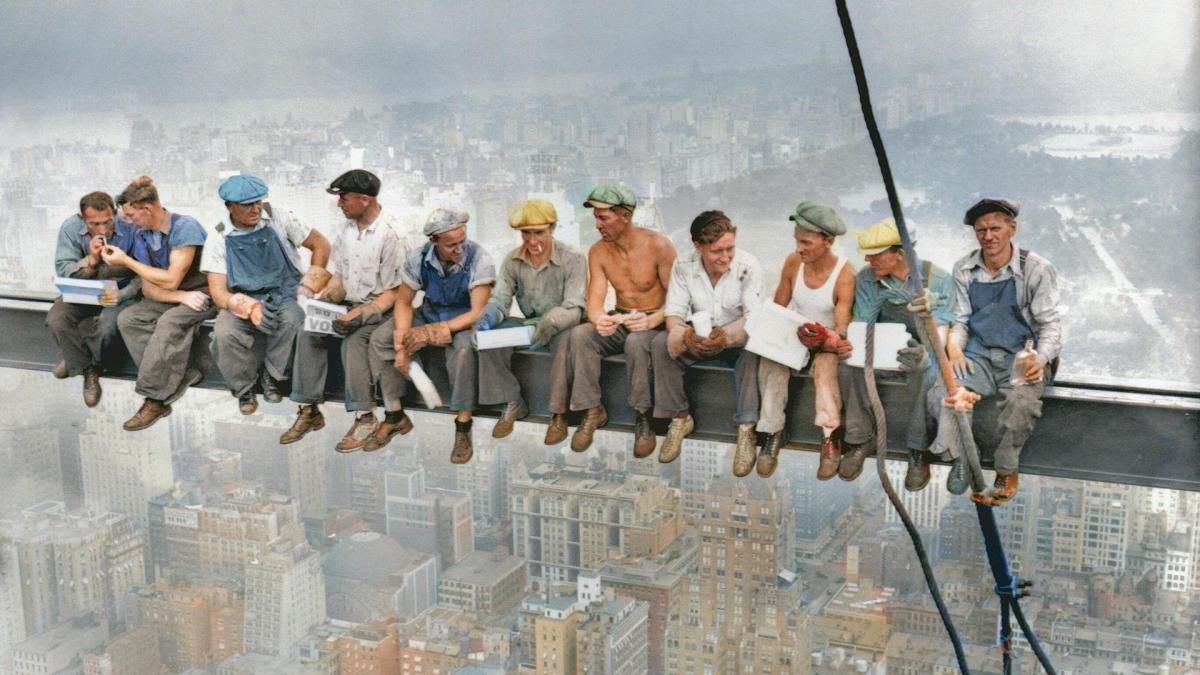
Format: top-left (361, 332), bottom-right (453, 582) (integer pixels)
top-left (1010, 339), bottom-right (1038, 386)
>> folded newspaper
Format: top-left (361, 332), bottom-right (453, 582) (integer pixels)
top-left (55, 277), bottom-right (117, 306)
top-left (299, 297), bottom-right (348, 335)
top-left (474, 325), bottom-right (534, 350)
top-left (407, 361), bottom-right (443, 408)
top-left (745, 302), bottom-right (812, 371)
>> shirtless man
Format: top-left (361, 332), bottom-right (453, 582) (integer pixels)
top-left (755, 202), bottom-right (855, 478)
top-left (546, 184), bottom-right (675, 456)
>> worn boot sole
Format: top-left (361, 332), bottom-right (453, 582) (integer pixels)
top-left (450, 435), bottom-right (474, 465)
top-left (362, 416), bottom-right (415, 452)
top-left (83, 377), bottom-right (102, 408)
top-left (123, 406), bottom-right (172, 431)
top-left (280, 415), bottom-right (325, 445)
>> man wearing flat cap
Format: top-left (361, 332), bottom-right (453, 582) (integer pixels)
top-left (371, 207), bottom-right (496, 463)
top-left (653, 210), bottom-right (763, 472)
top-left (202, 174), bottom-right (331, 416)
top-left (837, 219), bottom-right (955, 490)
top-left (921, 198), bottom-right (1062, 505)
top-left (549, 183), bottom-right (676, 457)
top-left (474, 199), bottom-right (586, 438)
top-left (286, 169), bottom-right (413, 449)
top-left (755, 202), bottom-right (856, 478)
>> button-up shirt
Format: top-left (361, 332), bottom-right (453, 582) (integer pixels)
top-left (200, 203), bottom-right (312, 276)
top-left (330, 210), bottom-right (412, 305)
top-left (665, 248), bottom-right (762, 328)
top-left (487, 240), bottom-right (586, 320)
top-left (53, 213), bottom-right (136, 278)
top-left (951, 245), bottom-right (1063, 362)
top-left (852, 262), bottom-right (955, 327)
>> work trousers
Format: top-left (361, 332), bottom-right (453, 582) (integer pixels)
top-left (550, 323), bottom-right (659, 414)
top-left (291, 310), bottom-right (391, 412)
top-left (927, 348), bottom-right (1046, 475)
top-left (649, 332), bottom-right (759, 425)
top-left (210, 302), bottom-right (304, 398)
top-left (757, 351), bottom-right (841, 435)
top-left (117, 298), bottom-right (217, 401)
top-left (841, 361), bottom-right (936, 451)
top-left (371, 316), bottom-right (477, 413)
top-left (477, 318), bottom-right (570, 406)
top-left (46, 296), bottom-right (134, 376)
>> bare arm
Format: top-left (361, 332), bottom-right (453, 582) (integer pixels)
top-left (142, 280), bottom-right (182, 304)
top-left (390, 284), bottom-right (418, 371)
top-left (832, 264), bottom-right (855, 336)
top-left (585, 246), bottom-right (611, 325)
top-left (207, 272), bottom-right (232, 309)
top-left (105, 245), bottom-right (197, 290)
top-left (772, 254), bottom-right (799, 307)
top-left (446, 284), bottom-right (492, 333)
top-left (302, 229), bottom-right (331, 268)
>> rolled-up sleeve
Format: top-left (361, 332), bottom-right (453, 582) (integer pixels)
top-left (54, 217), bottom-right (88, 278)
top-left (664, 260), bottom-right (690, 321)
top-left (468, 247), bottom-right (496, 289)
top-left (378, 229), bottom-right (408, 291)
top-left (851, 271), bottom-right (881, 323)
top-left (951, 260), bottom-right (972, 332)
top-left (400, 248), bottom-right (425, 291)
top-left (929, 267), bottom-right (956, 326)
top-left (1025, 257), bottom-right (1063, 362)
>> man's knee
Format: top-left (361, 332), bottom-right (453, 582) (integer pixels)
top-left (570, 323), bottom-right (600, 350)
top-left (623, 330), bottom-right (654, 356)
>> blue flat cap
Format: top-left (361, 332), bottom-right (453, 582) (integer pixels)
top-left (218, 174), bottom-right (268, 204)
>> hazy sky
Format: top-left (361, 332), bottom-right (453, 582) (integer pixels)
top-left (2, 0), bottom-right (1194, 108)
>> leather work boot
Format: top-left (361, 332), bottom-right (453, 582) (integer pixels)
top-left (52, 360), bottom-right (69, 379)
top-left (658, 415), bottom-right (693, 464)
top-left (335, 413), bottom-right (378, 453)
top-left (123, 399), bottom-right (171, 431)
top-left (570, 406), bottom-right (608, 452)
top-left (544, 414), bottom-right (569, 445)
top-left (82, 369), bottom-right (102, 408)
top-left (731, 424), bottom-right (758, 477)
top-left (450, 419), bottom-right (474, 464)
top-left (973, 472), bottom-right (1020, 506)
top-left (837, 442), bottom-right (871, 482)
top-left (756, 430), bottom-right (786, 477)
top-left (260, 370), bottom-right (283, 404)
top-left (946, 456), bottom-right (970, 495)
top-left (238, 393), bottom-right (258, 416)
top-left (816, 435), bottom-right (842, 481)
top-left (165, 367), bottom-right (204, 405)
top-left (492, 398), bottom-right (529, 439)
top-left (362, 412), bottom-right (414, 452)
top-left (280, 405), bottom-right (324, 444)
top-left (904, 449), bottom-right (932, 492)
top-left (632, 410), bottom-right (657, 459)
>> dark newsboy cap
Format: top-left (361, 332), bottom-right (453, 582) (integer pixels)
top-left (327, 169), bottom-right (381, 197)
top-left (963, 198), bottom-right (1019, 226)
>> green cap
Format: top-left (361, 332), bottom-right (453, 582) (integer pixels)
top-left (789, 201), bottom-right (846, 236)
top-left (583, 183), bottom-right (637, 210)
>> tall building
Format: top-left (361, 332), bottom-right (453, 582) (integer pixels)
top-left (384, 463), bottom-right (474, 567)
top-left (82, 624), bottom-right (164, 675)
top-left (243, 544), bottom-right (326, 658)
top-left (0, 537), bottom-right (28, 675)
top-left (79, 385), bottom-right (174, 527)
top-left (575, 592), bottom-right (650, 675)
top-left (679, 440), bottom-right (730, 515)
top-left (438, 549), bottom-right (527, 620)
top-left (331, 622), bottom-right (400, 675)
top-left (323, 531), bottom-right (438, 623)
top-left (532, 596), bottom-right (581, 675)
top-left (0, 370), bottom-right (65, 514)
top-left (884, 460), bottom-right (949, 532)
top-left (510, 465), bottom-right (682, 590)
top-left (665, 477), bottom-right (807, 675)
top-left (134, 582), bottom-right (244, 672)
top-left (781, 454), bottom-right (856, 560)
top-left (213, 415), bottom-right (328, 519)
top-left (1, 501), bottom-right (144, 635)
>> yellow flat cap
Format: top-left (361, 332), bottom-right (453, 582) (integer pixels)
top-left (509, 199), bottom-right (558, 230)
top-left (857, 219), bottom-right (902, 255)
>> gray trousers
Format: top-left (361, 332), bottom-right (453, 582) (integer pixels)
top-left (477, 318), bottom-right (570, 406)
top-left (46, 296), bottom-right (134, 376)
top-left (552, 323), bottom-right (658, 413)
top-left (650, 332), bottom-right (759, 425)
top-left (291, 310), bottom-right (389, 411)
top-left (210, 301), bottom-right (304, 398)
top-left (117, 298), bottom-right (217, 400)
top-left (927, 348), bottom-right (1046, 474)
top-left (371, 316), bottom-right (477, 413)
top-left (841, 362), bottom-right (935, 450)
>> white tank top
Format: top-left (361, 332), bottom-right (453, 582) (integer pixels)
top-left (788, 256), bottom-right (847, 326)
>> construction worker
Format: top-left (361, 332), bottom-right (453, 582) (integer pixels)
top-left (202, 175), bottom-right (331, 416)
top-left (838, 220), bottom-right (954, 489)
top-left (652, 210), bottom-right (762, 472)
top-left (286, 169), bottom-right (412, 449)
top-left (46, 191), bottom-right (140, 407)
top-left (371, 207), bottom-right (495, 463)
top-left (548, 184), bottom-right (676, 456)
top-left (475, 199), bottom-right (586, 438)
top-left (923, 199), bottom-right (1062, 504)
top-left (756, 202), bottom-right (855, 478)
top-left (104, 176), bottom-right (216, 431)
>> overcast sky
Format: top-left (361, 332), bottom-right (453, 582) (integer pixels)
top-left (1, 0), bottom-right (1194, 109)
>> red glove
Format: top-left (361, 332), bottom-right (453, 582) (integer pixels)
top-left (799, 322), bottom-right (840, 351)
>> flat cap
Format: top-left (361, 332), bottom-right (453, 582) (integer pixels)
top-left (583, 183), bottom-right (637, 210)
top-left (424, 207), bottom-right (470, 236)
top-left (326, 169), bottom-right (381, 197)
top-left (963, 198), bottom-right (1019, 226)
top-left (789, 201), bottom-right (846, 236)
top-left (218, 174), bottom-right (268, 204)
top-left (857, 219), bottom-right (914, 255)
top-left (509, 199), bottom-right (558, 230)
